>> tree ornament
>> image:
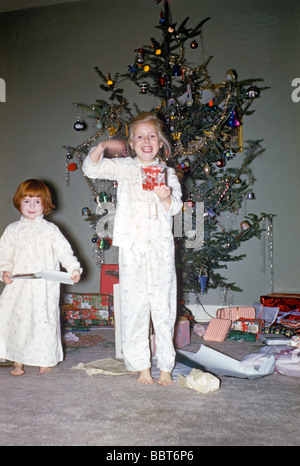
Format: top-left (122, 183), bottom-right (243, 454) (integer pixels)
top-left (240, 221), bottom-right (251, 231)
top-left (139, 82), bottom-right (149, 94)
top-left (81, 207), bottom-right (91, 216)
top-left (67, 162), bottom-right (77, 171)
top-left (144, 65), bottom-right (150, 72)
top-left (246, 192), bottom-right (255, 200)
top-left (106, 74), bottom-right (113, 86)
top-left (198, 268), bottom-right (208, 294)
top-left (227, 109), bottom-right (240, 128)
top-left (217, 181), bottom-right (230, 205)
top-left (155, 48), bottom-right (162, 55)
top-left (190, 40), bottom-right (198, 49)
top-left (223, 148), bottom-right (235, 160)
top-left (225, 69), bottom-right (237, 81)
top-left (203, 163), bottom-right (210, 175)
top-left (246, 85), bottom-right (260, 99)
top-left (73, 119), bottom-right (86, 131)
top-left (173, 64), bottom-right (181, 76)
top-left (158, 75), bottom-right (167, 86)
top-left (97, 237), bottom-right (111, 250)
top-left (216, 159), bottom-right (226, 168)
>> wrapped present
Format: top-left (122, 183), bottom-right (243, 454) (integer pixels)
top-left (228, 330), bottom-right (257, 342)
top-left (62, 292), bottom-right (112, 311)
top-left (141, 166), bottom-right (165, 191)
top-left (100, 264), bottom-right (119, 294)
top-left (216, 306), bottom-right (255, 323)
top-left (61, 292), bottom-right (113, 330)
top-left (203, 318), bottom-right (232, 342)
top-left (63, 308), bottom-right (113, 331)
top-left (173, 317), bottom-right (190, 349)
top-left (260, 293), bottom-right (300, 318)
top-left (232, 318), bottom-right (264, 335)
top-left (151, 318), bottom-right (190, 354)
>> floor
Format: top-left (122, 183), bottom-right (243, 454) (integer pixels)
top-left (0, 326), bottom-right (299, 447)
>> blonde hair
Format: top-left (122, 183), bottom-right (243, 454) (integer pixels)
top-left (128, 112), bottom-right (171, 160)
top-left (13, 179), bottom-right (55, 215)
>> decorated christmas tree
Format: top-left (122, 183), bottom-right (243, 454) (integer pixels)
top-left (64, 0), bottom-right (273, 300)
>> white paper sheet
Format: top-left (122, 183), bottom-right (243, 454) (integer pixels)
top-left (176, 345), bottom-right (275, 379)
top-left (11, 269), bottom-right (74, 285)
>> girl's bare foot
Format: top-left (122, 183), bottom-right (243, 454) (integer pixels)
top-left (39, 367), bottom-right (52, 374)
top-left (137, 368), bottom-right (154, 384)
top-left (11, 362), bottom-right (24, 376)
top-left (157, 370), bottom-right (173, 386)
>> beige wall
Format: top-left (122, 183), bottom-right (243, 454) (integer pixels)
top-left (0, 0), bottom-right (299, 306)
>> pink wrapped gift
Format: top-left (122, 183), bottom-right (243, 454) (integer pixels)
top-left (216, 306), bottom-right (255, 323)
top-left (203, 318), bottom-right (232, 342)
top-left (151, 318), bottom-right (190, 354)
top-left (174, 318), bottom-right (190, 349)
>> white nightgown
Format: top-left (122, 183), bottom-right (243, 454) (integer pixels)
top-left (0, 215), bottom-right (81, 367)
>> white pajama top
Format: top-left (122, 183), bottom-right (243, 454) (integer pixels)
top-left (0, 215), bottom-right (81, 367)
top-left (82, 150), bottom-right (183, 247)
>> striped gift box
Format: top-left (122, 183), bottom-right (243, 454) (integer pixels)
top-left (203, 318), bottom-right (232, 342)
top-left (216, 306), bottom-right (255, 323)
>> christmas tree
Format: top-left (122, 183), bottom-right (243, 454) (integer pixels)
top-left (64, 0), bottom-right (272, 299)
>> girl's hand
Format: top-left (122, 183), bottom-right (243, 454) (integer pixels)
top-left (71, 270), bottom-right (81, 284)
top-left (90, 139), bottom-right (127, 162)
top-left (154, 185), bottom-right (172, 210)
top-left (3, 272), bottom-right (13, 285)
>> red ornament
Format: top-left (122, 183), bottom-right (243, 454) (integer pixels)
top-left (67, 163), bottom-right (77, 172)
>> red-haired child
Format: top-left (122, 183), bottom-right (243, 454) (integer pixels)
top-left (0, 179), bottom-right (81, 375)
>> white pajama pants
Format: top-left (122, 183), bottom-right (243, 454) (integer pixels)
top-left (119, 238), bottom-right (177, 373)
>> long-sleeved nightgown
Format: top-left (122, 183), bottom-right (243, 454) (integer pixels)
top-left (0, 215), bottom-right (81, 367)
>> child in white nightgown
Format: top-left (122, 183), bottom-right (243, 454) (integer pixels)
top-left (82, 112), bottom-right (183, 385)
top-left (0, 179), bottom-right (82, 375)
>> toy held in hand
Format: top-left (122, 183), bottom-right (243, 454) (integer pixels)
top-left (141, 166), bottom-right (166, 191)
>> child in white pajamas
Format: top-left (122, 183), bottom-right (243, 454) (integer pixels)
top-left (82, 112), bottom-right (182, 385)
top-left (0, 179), bottom-right (81, 375)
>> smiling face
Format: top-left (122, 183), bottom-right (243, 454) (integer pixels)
top-left (20, 196), bottom-right (44, 221)
top-left (130, 121), bottom-right (163, 164)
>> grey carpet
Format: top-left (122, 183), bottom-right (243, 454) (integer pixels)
top-left (0, 328), bottom-right (299, 446)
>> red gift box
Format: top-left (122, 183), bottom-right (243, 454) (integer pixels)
top-left (141, 166), bottom-right (165, 191)
top-left (100, 264), bottom-right (119, 294)
top-left (260, 293), bottom-right (300, 319)
top-left (203, 318), bottom-right (232, 342)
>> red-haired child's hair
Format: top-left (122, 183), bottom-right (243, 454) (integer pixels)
top-left (13, 179), bottom-right (55, 215)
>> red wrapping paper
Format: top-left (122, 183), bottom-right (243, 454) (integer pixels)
top-left (141, 166), bottom-right (165, 191)
top-left (260, 294), bottom-right (300, 317)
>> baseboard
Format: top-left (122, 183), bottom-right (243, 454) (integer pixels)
top-left (185, 304), bottom-right (219, 322)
